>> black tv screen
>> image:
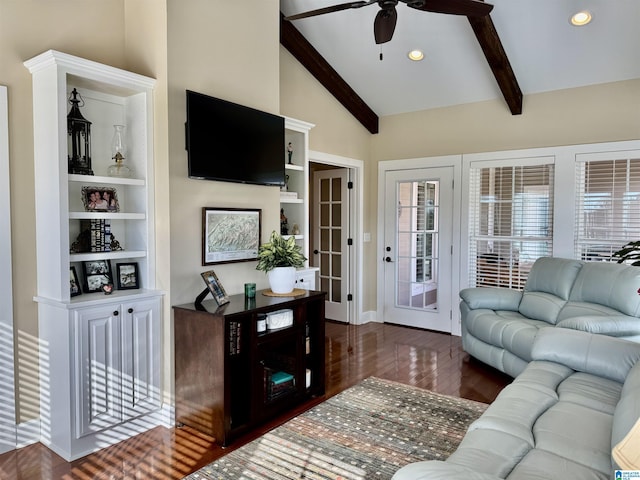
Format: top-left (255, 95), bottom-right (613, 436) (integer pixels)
top-left (185, 90), bottom-right (285, 186)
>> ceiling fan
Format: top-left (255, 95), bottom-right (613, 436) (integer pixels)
top-left (284, 0), bottom-right (493, 44)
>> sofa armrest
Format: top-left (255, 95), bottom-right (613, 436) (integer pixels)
top-left (531, 327), bottom-right (640, 383)
top-left (459, 287), bottom-right (522, 311)
top-left (556, 315), bottom-right (640, 336)
top-left (392, 461), bottom-right (503, 480)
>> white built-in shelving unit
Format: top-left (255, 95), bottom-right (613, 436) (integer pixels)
top-left (25, 50), bottom-right (163, 461)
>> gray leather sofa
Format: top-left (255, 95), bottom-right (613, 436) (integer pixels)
top-left (392, 328), bottom-right (640, 480)
top-left (461, 257), bottom-right (640, 377)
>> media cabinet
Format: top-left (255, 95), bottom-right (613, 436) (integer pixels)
top-left (173, 290), bottom-right (326, 445)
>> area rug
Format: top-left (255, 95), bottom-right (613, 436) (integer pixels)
top-left (185, 377), bottom-right (488, 480)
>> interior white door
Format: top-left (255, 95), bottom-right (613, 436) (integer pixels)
top-left (0, 85), bottom-right (17, 454)
top-left (383, 167), bottom-right (454, 332)
top-left (313, 168), bottom-right (350, 322)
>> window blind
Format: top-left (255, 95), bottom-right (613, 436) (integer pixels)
top-left (575, 153), bottom-right (640, 262)
top-left (469, 162), bottom-right (554, 289)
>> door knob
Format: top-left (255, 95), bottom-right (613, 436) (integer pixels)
top-left (385, 257), bottom-right (393, 262)
top-left (313, 249), bottom-right (319, 255)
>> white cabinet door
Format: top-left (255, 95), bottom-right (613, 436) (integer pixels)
top-left (75, 305), bottom-right (122, 438)
top-left (121, 298), bottom-right (161, 420)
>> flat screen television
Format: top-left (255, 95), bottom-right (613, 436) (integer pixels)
top-left (185, 90), bottom-right (285, 186)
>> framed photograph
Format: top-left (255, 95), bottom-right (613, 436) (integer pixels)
top-left (116, 262), bottom-right (139, 290)
top-left (200, 270), bottom-right (230, 305)
top-left (83, 259), bottom-right (112, 293)
top-left (81, 186), bottom-right (120, 212)
top-left (202, 207), bottom-right (261, 265)
top-left (70, 266), bottom-right (81, 297)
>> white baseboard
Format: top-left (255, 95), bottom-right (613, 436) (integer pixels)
top-left (17, 418), bottom-right (40, 449)
top-left (355, 310), bottom-right (379, 325)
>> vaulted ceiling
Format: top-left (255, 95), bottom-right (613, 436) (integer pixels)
top-left (280, 0), bottom-right (640, 134)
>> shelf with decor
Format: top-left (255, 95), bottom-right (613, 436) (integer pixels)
top-left (25, 49), bottom-right (163, 462)
top-left (281, 117), bottom-right (314, 277)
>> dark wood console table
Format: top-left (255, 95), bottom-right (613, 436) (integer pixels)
top-left (173, 290), bottom-right (326, 445)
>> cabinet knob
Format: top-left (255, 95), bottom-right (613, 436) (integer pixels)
top-left (113, 310), bottom-right (119, 316)
top-left (128, 308), bottom-right (134, 314)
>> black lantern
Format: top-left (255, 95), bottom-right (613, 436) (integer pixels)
top-left (67, 88), bottom-right (94, 175)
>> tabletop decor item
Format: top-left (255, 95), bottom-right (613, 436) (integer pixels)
top-left (200, 269), bottom-right (230, 306)
top-left (256, 230), bottom-right (306, 294)
top-left (81, 186), bottom-right (119, 212)
top-left (82, 259), bottom-right (112, 293)
top-left (107, 124), bottom-right (132, 177)
top-left (67, 88), bottom-right (94, 175)
top-left (116, 262), bottom-right (139, 290)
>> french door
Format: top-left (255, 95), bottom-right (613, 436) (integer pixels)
top-left (313, 168), bottom-right (350, 322)
top-left (383, 167), bottom-right (454, 332)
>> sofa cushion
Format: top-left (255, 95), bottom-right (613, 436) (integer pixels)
top-left (567, 261), bottom-right (640, 317)
top-left (518, 291), bottom-right (567, 324)
top-left (446, 429), bottom-right (530, 478)
top-left (557, 372), bottom-right (622, 415)
top-left (534, 402), bottom-right (613, 475)
top-left (508, 449), bottom-right (609, 480)
top-left (556, 314), bottom-right (640, 337)
top-left (531, 327), bottom-right (640, 384)
top-left (523, 257), bottom-right (583, 299)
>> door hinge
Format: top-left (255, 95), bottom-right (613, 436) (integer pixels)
top-left (451, 245), bottom-right (453, 255)
top-left (450, 310), bottom-right (453, 320)
top-left (348, 181), bottom-right (353, 189)
top-left (347, 238), bottom-right (353, 246)
top-left (347, 293), bottom-right (353, 301)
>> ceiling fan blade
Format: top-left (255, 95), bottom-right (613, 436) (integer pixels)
top-left (374, 6), bottom-right (398, 44)
top-left (405, 0), bottom-right (493, 17)
top-left (285, 0), bottom-right (378, 21)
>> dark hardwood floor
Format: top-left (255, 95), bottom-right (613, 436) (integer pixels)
top-left (0, 321), bottom-right (512, 479)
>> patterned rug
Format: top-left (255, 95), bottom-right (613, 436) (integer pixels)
top-left (186, 377), bottom-right (488, 480)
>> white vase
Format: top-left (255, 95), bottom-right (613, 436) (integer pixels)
top-left (268, 267), bottom-right (296, 294)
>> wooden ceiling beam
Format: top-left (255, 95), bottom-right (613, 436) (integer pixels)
top-left (468, 15), bottom-right (523, 115)
top-left (280, 13), bottom-right (380, 134)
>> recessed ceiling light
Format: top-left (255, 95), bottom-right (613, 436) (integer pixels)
top-left (408, 49), bottom-right (424, 61)
top-left (570, 11), bottom-right (592, 26)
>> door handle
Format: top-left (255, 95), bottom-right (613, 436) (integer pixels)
top-left (313, 249), bottom-right (319, 255)
top-left (385, 256), bottom-right (393, 263)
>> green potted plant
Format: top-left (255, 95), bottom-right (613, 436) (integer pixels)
top-left (256, 230), bottom-right (307, 293)
top-left (612, 240), bottom-right (640, 266)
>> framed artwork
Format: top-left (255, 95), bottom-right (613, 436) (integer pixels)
top-left (83, 259), bottom-right (112, 293)
top-left (116, 262), bottom-right (139, 290)
top-left (81, 186), bottom-right (120, 212)
top-left (202, 207), bottom-right (261, 265)
top-left (70, 266), bottom-right (81, 297)
top-left (200, 270), bottom-right (230, 306)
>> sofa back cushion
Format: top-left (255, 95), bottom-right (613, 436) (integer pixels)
top-left (566, 262), bottom-right (640, 318)
top-left (518, 258), bottom-right (584, 323)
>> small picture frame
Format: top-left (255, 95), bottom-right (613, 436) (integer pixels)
top-left (116, 262), bottom-right (139, 290)
top-left (81, 186), bottom-right (120, 212)
top-left (70, 266), bottom-right (81, 297)
top-left (200, 270), bottom-right (230, 306)
top-left (83, 260), bottom-right (112, 293)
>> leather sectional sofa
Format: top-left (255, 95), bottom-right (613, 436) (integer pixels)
top-left (392, 257), bottom-right (640, 479)
top-left (460, 257), bottom-right (640, 377)
top-left (392, 327), bottom-right (640, 479)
